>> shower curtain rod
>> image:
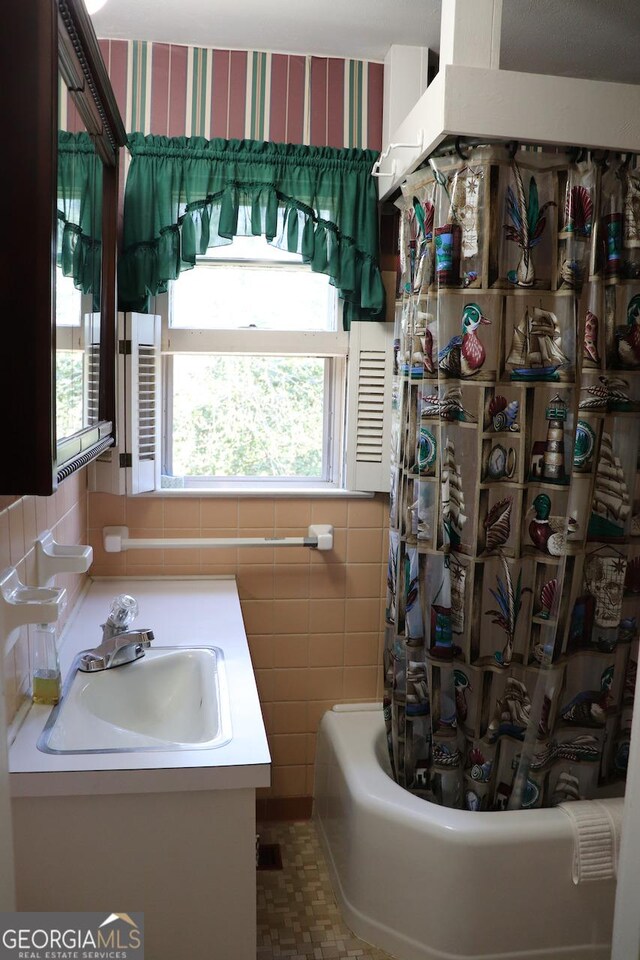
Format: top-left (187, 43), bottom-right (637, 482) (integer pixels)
top-left (372, 136), bottom-right (514, 179)
top-left (408, 137), bottom-right (630, 171)
top-left (428, 136), bottom-right (515, 159)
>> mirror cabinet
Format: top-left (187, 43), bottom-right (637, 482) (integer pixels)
top-left (1, 0), bottom-right (126, 494)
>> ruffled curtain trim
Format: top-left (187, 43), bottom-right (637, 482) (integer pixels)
top-left (57, 130), bottom-right (102, 304)
top-left (120, 134), bottom-right (385, 326)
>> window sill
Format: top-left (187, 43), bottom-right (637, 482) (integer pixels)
top-left (135, 486), bottom-right (377, 499)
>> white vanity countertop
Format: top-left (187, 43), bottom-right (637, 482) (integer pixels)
top-left (10, 577), bottom-right (271, 797)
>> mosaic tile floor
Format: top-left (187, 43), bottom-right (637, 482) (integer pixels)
top-left (256, 820), bottom-right (394, 960)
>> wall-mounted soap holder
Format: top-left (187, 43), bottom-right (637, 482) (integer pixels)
top-left (0, 567), bottom-right (67, 656)
top-left (35, 532), bottom-right (93, 587)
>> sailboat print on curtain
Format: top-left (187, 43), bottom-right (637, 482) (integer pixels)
top-left (506, 306), bottom-right (570, 381)
top-left (385, 143), bottom-right (640, 811)
top-left (588, 432), bottom-right (631, 540)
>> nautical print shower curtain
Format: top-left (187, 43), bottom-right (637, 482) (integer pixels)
top-left (384, 144), bottom-right (640, 811)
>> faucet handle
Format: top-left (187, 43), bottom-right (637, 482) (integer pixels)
top-left (79, 652), bottom-right (107, 672)
top-left (115, 628), bottom-right (154, 652)
top-left (107, 594), bottom-right (138, 631)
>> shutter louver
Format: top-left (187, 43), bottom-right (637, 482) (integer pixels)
top-left (88, 312), bottom-right (127, 495)
top-left (355, 349), bottom-right (386, 462)
top-left (345, 322), bottom-right (394, 492)
top-left (86, 345), bottom-right (100, 425)
top-left (128, 313), bottom-right (161, 494)
top-left (137, 344), bottom-right (157, 461)
top-left (82, 312), bottom-right (100, 426)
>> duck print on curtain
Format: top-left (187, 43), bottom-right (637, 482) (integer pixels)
top-left (384, 145), bottom-right (640, 811)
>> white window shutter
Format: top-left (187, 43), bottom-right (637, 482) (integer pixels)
top-left (345, 321), bottom-right (394, 492)
top-left (88, 311), bottom-right (126, 495)
top-left (126, 312), bottom-right (161, 495)
top-left (88, 311), bottom-right (161, 495)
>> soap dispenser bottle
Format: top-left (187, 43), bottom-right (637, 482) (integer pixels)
top-left (31, 622), bottom-right (61, 705)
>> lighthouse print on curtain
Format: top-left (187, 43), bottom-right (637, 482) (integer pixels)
top-left (384, 145), bottom-right (640, 810)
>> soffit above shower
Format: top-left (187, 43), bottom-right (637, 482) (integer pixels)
top-left (375, 0), bottom-right (640, 199)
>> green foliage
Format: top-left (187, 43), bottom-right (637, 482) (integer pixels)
top-left (171, 355), bottom-right (325, 478)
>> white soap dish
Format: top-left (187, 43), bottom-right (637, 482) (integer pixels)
top-left (35, 532), bottom-right (93, 587)
top-left (0, 567), bottom-right (67, 655)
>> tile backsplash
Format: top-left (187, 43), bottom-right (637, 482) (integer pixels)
top-left (1, 469), bottom-right (88, 726)
top-left (88, 492), bottom-right (388, 805)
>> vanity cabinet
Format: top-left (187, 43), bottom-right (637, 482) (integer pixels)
top-left (11, 578), bottom-right (270, 960)
top-left (0, 0), bottom-right (126, 495)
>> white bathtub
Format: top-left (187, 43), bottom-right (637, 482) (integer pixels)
top-left (313, 705), bottom-right (621, 960)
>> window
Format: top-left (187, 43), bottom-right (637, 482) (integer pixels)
top-left (159, 236), bottom-right (349, 491)
top-left (97, 237), bottom-right (393, 499)
top-left (55, 268), bottom-right (98, 442)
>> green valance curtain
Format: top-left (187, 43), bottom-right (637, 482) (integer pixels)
top-left (119, 133), bottom-right (385, 326)
top-left (57, 130), bottom-right (103, 304)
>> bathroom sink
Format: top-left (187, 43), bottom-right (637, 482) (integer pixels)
top-left (38, 646), bottom-right (231, 754)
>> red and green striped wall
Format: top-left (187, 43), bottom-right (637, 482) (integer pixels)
top-left (98, 39), bottom-right (384, 150)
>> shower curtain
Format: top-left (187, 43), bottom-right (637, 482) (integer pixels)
top-left (384, 143), bottom-right (640, 811)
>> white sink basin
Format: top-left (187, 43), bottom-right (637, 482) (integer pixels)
top-left (38, 646), bottom-right (231, 754)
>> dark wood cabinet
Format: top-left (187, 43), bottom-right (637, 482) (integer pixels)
top-left (0, 0), bottom-right (126, 494)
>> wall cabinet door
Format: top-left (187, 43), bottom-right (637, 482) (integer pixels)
top-left (0, 0), bottom-right (126, 495)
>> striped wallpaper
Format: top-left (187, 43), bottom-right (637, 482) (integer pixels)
top-left (97, 40), bottom-right (383, 151)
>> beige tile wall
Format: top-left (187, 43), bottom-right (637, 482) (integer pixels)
top-left (88, 492), bottom-right (389, 800)
top-left (1, 470), bottom-right (89, 726)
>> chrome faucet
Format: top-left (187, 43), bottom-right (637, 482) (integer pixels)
top-left (77, 593), bottom-right (153, 672)
top-left (78, 628), bottom-right (154, 672)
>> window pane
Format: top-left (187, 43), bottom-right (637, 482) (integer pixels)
top-left (56, 268), bottom-right (82, 326)
top-left (171, 355), bottom-right (326, 479)
top-left (56, 350), bottom-right (84, 441)
top-left (202, 235), bottom-right (302, 262)
top-left (170, 263), bottom-right (332, 331)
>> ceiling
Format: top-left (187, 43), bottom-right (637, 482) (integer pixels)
top-left (92, 0), bottom-right (640, 85)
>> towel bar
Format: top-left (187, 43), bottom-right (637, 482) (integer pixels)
top-left (103, 525), bottom-right (333, 553)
